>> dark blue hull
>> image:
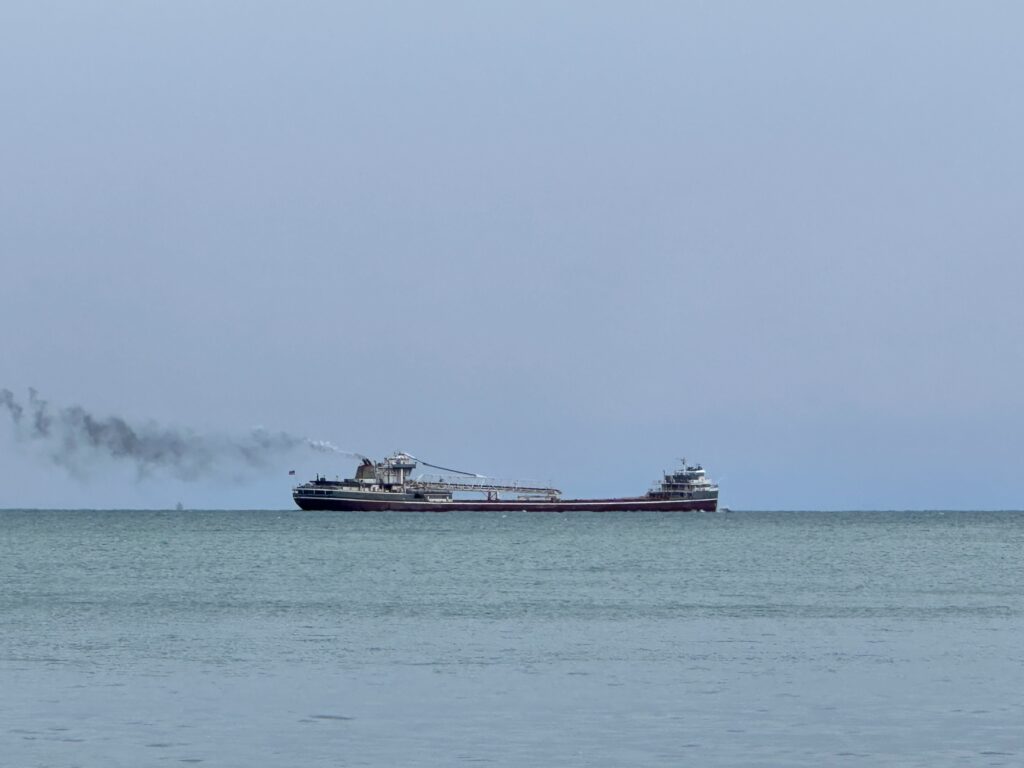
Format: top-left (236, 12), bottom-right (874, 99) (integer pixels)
top-left (293, 494), bottom-right (718, 512)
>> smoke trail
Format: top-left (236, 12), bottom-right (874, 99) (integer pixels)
top-left (0, 388), bottom-right (349, 481)
top-left (0, 389), bottom-right (23, 426)
top-left (305, 439), bottom-right (366, 460)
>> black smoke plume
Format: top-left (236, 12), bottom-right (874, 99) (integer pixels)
top-left (0, 388), bottom-right (349, 481)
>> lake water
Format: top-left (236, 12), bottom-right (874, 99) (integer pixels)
top-left (1, 509), bottom-right (1022, 766)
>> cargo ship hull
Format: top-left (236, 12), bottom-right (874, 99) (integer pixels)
top-left (293, 495), bottom-right (717, 512)
top-left (292, 452), bottom-right (719, 512)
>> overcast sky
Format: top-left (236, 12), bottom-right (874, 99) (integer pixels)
top-left (2, 2), bottom-right (1022, 509)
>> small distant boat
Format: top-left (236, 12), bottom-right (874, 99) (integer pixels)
top-left (292, 452), bottom-right (718, 512)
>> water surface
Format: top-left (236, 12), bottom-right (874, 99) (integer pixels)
top-left (2, 510), bottom-right (1022, 766)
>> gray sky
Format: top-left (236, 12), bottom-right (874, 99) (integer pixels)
top-left (2, 2), bottom-right (1022, 509)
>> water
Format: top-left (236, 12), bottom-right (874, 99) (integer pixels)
top-left (2, 510), bottom-right (1022, 767)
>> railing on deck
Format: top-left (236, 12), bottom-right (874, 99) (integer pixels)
top-left (409, 474), bottom-right (561, 498)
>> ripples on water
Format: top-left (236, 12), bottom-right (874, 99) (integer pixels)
top-left (1, 509), bottom-right (1022, 766)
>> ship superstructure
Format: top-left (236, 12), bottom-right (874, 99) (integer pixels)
top-left (292, 452), bottom-right (719, 512)
top-left (647, 460), bottom-right (719, 506)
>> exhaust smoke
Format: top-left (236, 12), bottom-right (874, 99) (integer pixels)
top-left (0, 388), bottom-right (350, 481)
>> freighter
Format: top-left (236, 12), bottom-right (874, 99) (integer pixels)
top-left (292, 451), bottom-right (718, 512)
